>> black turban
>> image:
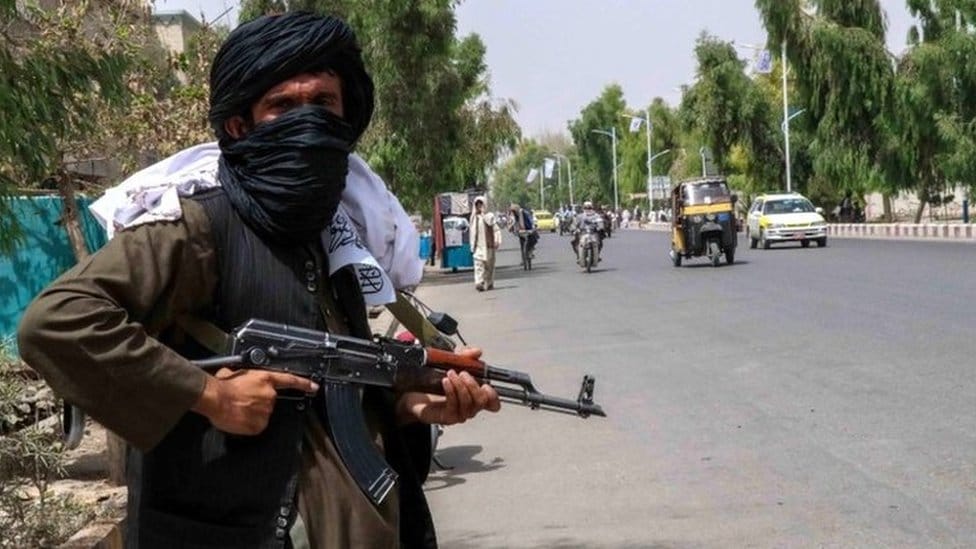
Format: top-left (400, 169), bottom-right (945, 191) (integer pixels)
top-left (208, 12), bottom-right (374, 143)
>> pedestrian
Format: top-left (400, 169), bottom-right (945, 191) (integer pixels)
top-left (469, 196), bottom-right (499, 291)
top-left (17, 12), bottom-right (499, 549)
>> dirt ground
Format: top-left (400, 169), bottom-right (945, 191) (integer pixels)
top-left (53, 420), bottom-right (127, 528)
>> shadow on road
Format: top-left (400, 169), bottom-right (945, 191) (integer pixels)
top-left (424, 444), bottom-right (505, 492)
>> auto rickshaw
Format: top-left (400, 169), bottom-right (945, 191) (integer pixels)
top-left (669, 177), bottom-right (738, 267)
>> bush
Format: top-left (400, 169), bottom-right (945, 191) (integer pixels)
top-left (0, 339), bottom-right (93, 548)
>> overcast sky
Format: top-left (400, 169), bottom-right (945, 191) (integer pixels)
top-left (155, 0), bottom-right (917, 138)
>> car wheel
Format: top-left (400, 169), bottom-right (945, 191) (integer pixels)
top-left (670, 248), bottom-right (682, 267)
top-left (801, 240), bottom-right (810, 248)
top-left (818, 237), bottom-right (827, 247)
top-left (726, 247), bottom-right (735, 265)
top-left (760, 229), bottom-right (771, 250)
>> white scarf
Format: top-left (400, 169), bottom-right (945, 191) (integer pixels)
top-left (88, 142), bottom-right (423, 305)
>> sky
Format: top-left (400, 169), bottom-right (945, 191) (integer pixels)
top-left (153, 0), bottom-right (917, 138)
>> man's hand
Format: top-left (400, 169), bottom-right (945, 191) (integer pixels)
top-left (192, 368), bottom-right (319, 435)
top-left (396, 348), bottom-right (501, 426)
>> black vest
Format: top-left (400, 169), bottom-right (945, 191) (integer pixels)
top-left (126, 190), bottom-right (435, 549)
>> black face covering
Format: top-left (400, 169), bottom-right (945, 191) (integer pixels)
top-left (217, 105), bottom-right (355, 244)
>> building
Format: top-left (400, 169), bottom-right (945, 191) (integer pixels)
top-left (150, 9), bottom-right (203, 54)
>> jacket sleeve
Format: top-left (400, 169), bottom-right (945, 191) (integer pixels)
top-left (17, 199), bottom-right (218, 450)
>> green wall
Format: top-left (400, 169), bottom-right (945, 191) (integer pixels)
top-left (0, 196), bottom-right (107, 348)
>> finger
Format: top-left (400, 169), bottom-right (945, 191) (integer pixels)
top-left (457, 347), bottom-right (483, 360)
top-left (482, 385), bottom-right (501, 412)
top-left (441, 371), bottom-right (462, 423)
top-left (215, 367), bottom-right (239, 380)
top-left (453, 371), bottom-right (476, 419)
top-left (266, 372), bottom-right (320, 393)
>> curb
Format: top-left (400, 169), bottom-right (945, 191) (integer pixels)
top-left (630, 222), bottom-right (976, 242)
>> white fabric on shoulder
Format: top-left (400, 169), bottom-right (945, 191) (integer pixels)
top-left (88, 142), bottom-right (424, 304)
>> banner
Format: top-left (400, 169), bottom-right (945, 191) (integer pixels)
top-left (628, 117), bottom-right (643, 133)
top-left (543, 158), bottom-right (555, 179)
top-left (754, 49), bottom-right (773, 74)
top-left (525, 168), bottom-right (539, 183)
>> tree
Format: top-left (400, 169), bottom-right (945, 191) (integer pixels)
top-left (895, 1), bottom-right (976, 221)
top-left (239, 0), bottom-right (520, 216)
top-left (568, 84), bottom-right (627, 208)
top-left (755, 0), bottom-right (895, 216)
top-left (0, 0), bottom-right (130, 253)
top-left (489, 139), bottom-right (554, 211)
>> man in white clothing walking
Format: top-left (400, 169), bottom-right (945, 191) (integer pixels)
top-left (470, 196), bottom-right (500, 291)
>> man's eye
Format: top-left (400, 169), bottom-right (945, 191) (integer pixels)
top-left (273, 99), bottom-right (294, 111)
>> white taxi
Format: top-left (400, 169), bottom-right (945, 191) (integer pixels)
top-left (746, 192), bottom-right (828, 249)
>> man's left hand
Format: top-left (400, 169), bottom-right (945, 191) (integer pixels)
top-left (396, 348), bottom-right (501, 425)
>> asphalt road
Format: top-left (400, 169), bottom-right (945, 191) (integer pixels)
top-left (417, 228), bottom-right (976, 549)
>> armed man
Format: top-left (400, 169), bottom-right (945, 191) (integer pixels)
top-left (17, 12), bottom-right (499, 549)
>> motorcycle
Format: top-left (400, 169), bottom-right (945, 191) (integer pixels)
top-left (577, 225), bottom-right (601, 273)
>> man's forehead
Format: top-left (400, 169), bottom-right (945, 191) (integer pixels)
top-left (262, 71), bottom-right (342, 97)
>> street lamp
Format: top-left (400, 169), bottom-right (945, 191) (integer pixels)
top-left (737, 41), bottom-right (796, 192)
top-left (648, 149), bottom-right (671, 210)
top-left (591, 127), bottom-right (619, 211)
top-left (699, 147), bottom-right (708, 177)
top-left (621, 109), bottom-right (654, 213)
top-left (551, 153), bottom-right (574, 207)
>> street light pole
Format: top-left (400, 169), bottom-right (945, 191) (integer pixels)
top-left (737, 41), bottom-right (796, 193)
top-left (553, 153), bottom-right (574, 207)
top-left (646, 108), bottom-right (653, 213)
top-left (648, 149), bottom-right (671, 216)
top-left (539, 162), bottom-right (545, 210)
top-left (781, 40), bottom-right (792, 193)
top-left (592, 127), bottom-right (619, 211)
top-left (621, 110), bottom-right (655, 213)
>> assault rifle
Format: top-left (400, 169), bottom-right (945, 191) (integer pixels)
top-left (194, 319), bottom-right (606, 506)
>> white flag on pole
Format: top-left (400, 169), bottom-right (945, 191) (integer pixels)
top-left (754, 49), bottom-right (773, 74)
top-left (543, 158), bottom-right (555, 179)
top-left (525, 168), bottom-right (539, 183)
top-left (628, 117), bottom-right (643, 133)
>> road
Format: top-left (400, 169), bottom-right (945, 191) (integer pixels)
top-left (418, 229), bottom-right (976, 549)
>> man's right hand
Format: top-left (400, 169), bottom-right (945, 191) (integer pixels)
top-left (191, 368), bottom-right (319, 435)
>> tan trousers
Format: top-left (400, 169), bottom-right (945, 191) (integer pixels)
top-left (474, 251), bottom-right (496, 288)
top-left (292, 412), bottom-right (399, 548)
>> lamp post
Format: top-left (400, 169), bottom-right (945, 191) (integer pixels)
top-left (699, 147), bottom-right (708, 177)
top-left (737, 41), bottom-right (796, 192)
top-left (591, 127), bottom-right (619, 211)
top-left (622, 109), bottom-right (654, 213)
top-left (648, 149), bottom-right (671, 211)
top-left (552, 153), bottom-right (574, 207)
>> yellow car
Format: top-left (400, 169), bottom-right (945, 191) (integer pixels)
top-left (533, 209), bottom-right (557, 232)
top-left (746, 192), bottom-right (828, 249)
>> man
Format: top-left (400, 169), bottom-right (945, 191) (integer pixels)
top-left (17, 12), bottom-right (498, 549)
top-left (571, 201), bottom-right (605, 261)
top-left (469, 196), bottom-right (499, 291)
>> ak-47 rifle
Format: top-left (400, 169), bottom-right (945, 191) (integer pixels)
top-left (194, 319), bottom-right (606, 506)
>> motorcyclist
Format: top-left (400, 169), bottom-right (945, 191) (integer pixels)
top-left (571, 201), bottom-right (605, 261)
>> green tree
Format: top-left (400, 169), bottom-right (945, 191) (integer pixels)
top-left (894, 1), bottom-right (976, 221)
top-left (240, 0), bottom-right (520, 216)
top-left (568, 84), bottom-right (628, 208)
top-left (0, 0), bottom-right (129, 252)
top-left (755, 0), bottom-right (895, 216)
top-left (489, 139), bottom-right (553, 211)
